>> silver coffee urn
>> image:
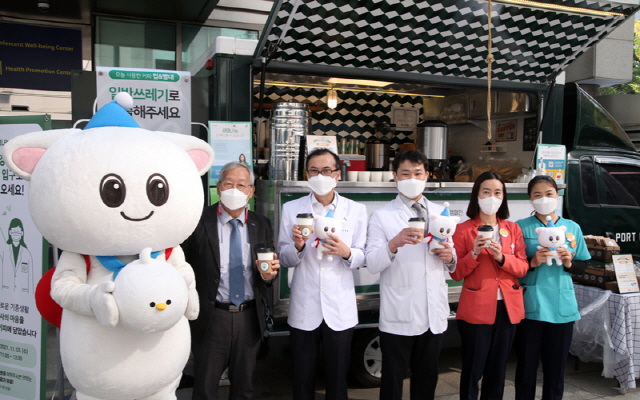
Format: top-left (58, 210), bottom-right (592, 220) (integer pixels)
top-left (269, 102), bottom-right (310, 181)
top-left (415, 120), bottom-right (448, 178)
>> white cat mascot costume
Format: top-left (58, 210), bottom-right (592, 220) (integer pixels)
top-left (2, 93), bottom-right (214, 400)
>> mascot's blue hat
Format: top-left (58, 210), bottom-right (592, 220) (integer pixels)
top-left (326, 210), bottom-right (334, 218)
top-left (84, 92), bottom-right (140, 130)
top-left (546, 215), bottom-right (555, 228)
top-left (441, 202), bottom-right (450, 217)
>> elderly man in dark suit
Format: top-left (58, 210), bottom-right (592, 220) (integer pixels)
top-left (182, 161), bottom-right (279, 400)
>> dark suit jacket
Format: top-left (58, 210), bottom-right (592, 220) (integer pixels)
top-left (182, 203), bottom-right (275, 350)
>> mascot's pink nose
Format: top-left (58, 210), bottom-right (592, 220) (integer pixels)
top-left (156, 303), bottom-right (167, 311)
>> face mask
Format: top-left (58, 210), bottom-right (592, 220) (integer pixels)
top-left (478, 196), bottom-right (502, 216)
top-left (307, 175), bottom-right (337, 196)
top-left (531, 196), bottom-right (557, 215)
top-left (397, 178), bottom-right (426, 199)
top-left (220, 188), bottom-right (249, 211)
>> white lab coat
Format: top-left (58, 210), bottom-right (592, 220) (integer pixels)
top-left (366, 195), bottom-right (455, 336)
top-left (278, 193), bottom-right (367, 331)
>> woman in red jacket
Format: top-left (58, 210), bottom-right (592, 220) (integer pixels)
top-left (451, 171), bottom-right (529, 400)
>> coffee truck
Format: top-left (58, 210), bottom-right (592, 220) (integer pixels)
top-left (167, 0), bottom-right (640, 387)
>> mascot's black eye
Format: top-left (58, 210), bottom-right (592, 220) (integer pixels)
top-left (331, 227), bottom-right (336, 233)
top-left (447, 229), bottom-right (451, 234)
top-left (440, 228), bottom-right (445, 233)
top-left (556, 236), bottom-right (560, 241)
top-left (147, 173), bottom-right (169, 206)
top-left (549, 236), bottom-right (553, 241)
top-left (324, 227), bottom-right (329, 232)
top-left (100, 174), bottom-right (126, 208)
top-left (166, 300), bottom-right (172, 305)
top-left (149, 302), bottom-right (156, 308)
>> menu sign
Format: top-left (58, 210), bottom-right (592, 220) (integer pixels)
top-left (612, 254), bottom-right (638, 294)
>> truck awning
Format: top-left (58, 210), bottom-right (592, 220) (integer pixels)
top-left (255, 0), bottom-right (639, 86)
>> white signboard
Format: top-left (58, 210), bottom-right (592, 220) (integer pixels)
top-left (306, 135), bottom-right (339, 155)
top-left (0, 123), bottom-right (46, 400)
top-left (613, 254), bottom-right (638, 293)
top-left (96, 67), bottom-right (191, 135)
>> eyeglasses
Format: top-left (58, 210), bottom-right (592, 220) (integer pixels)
top-left (220, 181), bottom-right (251, 192)
top-left (307, 168), bottom-right (339, 177)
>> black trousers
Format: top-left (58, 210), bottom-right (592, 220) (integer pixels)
top-left (515, 319), bottom-right (574, 400)
top-left (192, 306), bottom-right (262, 400)
top-left (457, 300), bottom-right (517, 400)
top-left (379, 329), bottom-right (445, 400)
top-left (290, 321), bottom-right (354, 400)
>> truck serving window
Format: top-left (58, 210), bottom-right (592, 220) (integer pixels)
top-left (580, 158), bottom-right (597, 205)
top-left (599, 163), bottom-right (640, 207)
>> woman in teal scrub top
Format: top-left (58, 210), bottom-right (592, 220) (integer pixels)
top-left (515, 175), bottom-right (590, 400)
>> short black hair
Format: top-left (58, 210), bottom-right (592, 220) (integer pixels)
top-left (306, 148), bottom-right (340, 170)
top-left (392, 150), bottom-right (429, 173)
top-left (467, 171), bottom-right (510, 220)
top-left (527, 175), bottom-right (558, 197)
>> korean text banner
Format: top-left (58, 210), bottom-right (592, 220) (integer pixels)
top-left (0, 22), bottom-right (82, 92)
top-left (96, 67), bottom-right (192, 135)
top-left (0, 115), bottom-right (50, 400)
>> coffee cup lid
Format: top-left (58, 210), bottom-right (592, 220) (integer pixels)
top-left (257, 247), bottom-right (274, 253)
top-left (408, 217), bottom-right (425, 222)
top-left (297, 213), bottom-right (314, 218)
top-left (478, 225), bottom-right (493, 231)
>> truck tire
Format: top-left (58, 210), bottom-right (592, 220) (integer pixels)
top-left (350, 329), bottom-right (382, 388)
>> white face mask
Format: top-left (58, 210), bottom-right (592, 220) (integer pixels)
top-left (220, 188), bottom-right (249, 211)
top-left (531, 196), bottom-right (557, 215)
top-left (478, 196), bottom-right (502, 216)
top-left (307, 175), bottom-right (337, 196)
top-left (397, 178), bottom-right (426, 199)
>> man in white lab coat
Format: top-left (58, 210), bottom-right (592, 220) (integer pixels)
top-left (366, 150), bottom-right (456, 400)
top-left (278, 149), bottom-right (367, 400)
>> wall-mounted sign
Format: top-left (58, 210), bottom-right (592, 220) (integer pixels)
top-left (391, 107), bottom-right (420, 131)
top-left (0, 115), bottom-right (50, 400)
top-left (96, 67), bottom-right (191, 135)
top-left (0, 22), bottom-right (82, 92)
top-left (496, 119), bottom-right (517, 142)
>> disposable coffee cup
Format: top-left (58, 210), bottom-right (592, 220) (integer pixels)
top-left (478, 225), bottom-right (493, 247)
top-left (408, 217), bottom-right (426, 241)
top-left (296, 213), bottom-right (314, 239)
top-left (257, 247), bottom-right (275, 274)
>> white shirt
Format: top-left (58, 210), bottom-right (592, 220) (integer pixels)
top-left (217, 206), bottom-right (254, 303)
top-left (366, 195), bottom-right (456, 336)
top-left (278, 192), bottom-right (367, 331)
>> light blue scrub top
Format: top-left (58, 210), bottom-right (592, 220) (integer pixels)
top-left (517, 216), bottom-right (591, 324)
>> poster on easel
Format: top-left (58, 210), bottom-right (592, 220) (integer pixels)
top-left (208, 121), bottom-right (252, 206)
top-left (613, 254), bottom-right (639, 294)
top-left (0, 115), bottom-right (50, 400)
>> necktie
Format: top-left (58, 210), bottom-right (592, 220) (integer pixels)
top-left (228, 219), bottom-right (245, 306)
top-left (412, 202), bottom-right (425, 219)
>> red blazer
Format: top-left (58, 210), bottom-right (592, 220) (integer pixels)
top-left (451, 217), bottom-right (529, 325)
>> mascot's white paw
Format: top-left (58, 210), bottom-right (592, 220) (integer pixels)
top-left (90, 281), bottom-right (119, 328)
top-left (184, 274), bottom-right (199, 320)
